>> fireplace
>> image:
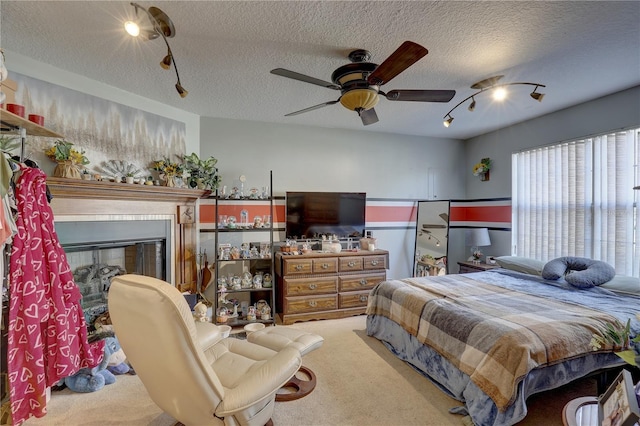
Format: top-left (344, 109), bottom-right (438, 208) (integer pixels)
top-left (55, 218), bottom-right (172, 324)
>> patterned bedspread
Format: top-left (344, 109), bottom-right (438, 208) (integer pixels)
top-left (366, 273), bottom-right (621, 410)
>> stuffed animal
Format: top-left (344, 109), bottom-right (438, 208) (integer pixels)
top-left (64, 333), bottom-right (129, 392)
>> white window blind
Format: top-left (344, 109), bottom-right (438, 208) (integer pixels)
top-left (512, 128), bottom-right (640, 276)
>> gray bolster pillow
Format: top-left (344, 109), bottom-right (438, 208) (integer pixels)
top-left (541, 256), bottom-right (615, 288)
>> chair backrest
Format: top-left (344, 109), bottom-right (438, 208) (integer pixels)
top-left (108, 274), bottom-right (225, 423)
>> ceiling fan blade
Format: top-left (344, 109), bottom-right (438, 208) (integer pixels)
top-left (271, 68), bottom-right (341, 90)
top-left (284, 100), bottom-right (340, 117)
top-left (359, 108), bottom-right (379, 126)
top-left (367, 41), bottom-right (428, 86)
top-left (385, 89), bottom-right (456, 103)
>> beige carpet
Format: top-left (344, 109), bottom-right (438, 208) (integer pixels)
top-left (23, 316), bottom-right (595, 425)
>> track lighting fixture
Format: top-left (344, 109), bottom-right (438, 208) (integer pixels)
top-left (124, 2), bottom-right (187, 98)
top-left (419, 230), bottom-right (442, 247)
top-left (443, 75), bottom-right (545, 127)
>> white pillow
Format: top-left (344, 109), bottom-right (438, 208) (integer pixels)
top-left (495, 256), bottom-right (545, 276)
top-left (600, 275), bottom-right (640, 295)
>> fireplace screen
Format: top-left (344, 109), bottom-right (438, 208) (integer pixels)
top-left (56, 219), bottom-right (171, 325)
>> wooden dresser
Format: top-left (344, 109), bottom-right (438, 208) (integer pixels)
top-left (275, 250), bottom-right (388, 325)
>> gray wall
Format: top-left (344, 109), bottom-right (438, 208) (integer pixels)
top-left (462, 85), bottom-right (640, 258)
top-left (200, 117), bottom-right (466, 278)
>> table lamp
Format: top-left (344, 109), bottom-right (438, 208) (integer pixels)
top-left (465, 228), bottom-right (491, 263)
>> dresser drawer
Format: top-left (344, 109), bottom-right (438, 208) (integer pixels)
top-left (283, 276), bottom-right (338, 296)
top-left (284, 294), bottom-right (338, 314)
top-left (339, 256), bottom-right (363, 272)
top-left (339, 273), bottom-right (386, 292)
top-left (312, 257), bottom-right (338, 274)
top-left (363, 254), bottom-right (387, 271)
top-left (339, 290), bottom-right (371, 309)
top-left (282, 258), bottom-right (313, 275)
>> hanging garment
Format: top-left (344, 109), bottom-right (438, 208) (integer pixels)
top-left (7, 167), bottom-right (104, 425)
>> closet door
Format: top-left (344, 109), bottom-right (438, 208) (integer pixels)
top-left (413, 201), bottom-right (450, 277)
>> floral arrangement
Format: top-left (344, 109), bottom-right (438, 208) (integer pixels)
top-left (473, 158), bottom-right (491, 176)
top-left (152, 157), bottom-right (187, 186)
top-left (472, 249), bottom-right (483, 260)
top-left (45, 140), bottom-right (89, 165)
top-left (181, 153), bottom-right (221, 190)
top-left (590, 317), bottom-right (640, 366)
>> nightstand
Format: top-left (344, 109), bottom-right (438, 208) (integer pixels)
top-left (457, 261), bottom-right (500, 274)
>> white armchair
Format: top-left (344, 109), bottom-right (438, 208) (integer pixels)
top-left (108, 274), bottom-right (301, 426)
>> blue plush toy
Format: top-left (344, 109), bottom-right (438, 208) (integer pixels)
top-left (64, 333), bottom-right (129, 393)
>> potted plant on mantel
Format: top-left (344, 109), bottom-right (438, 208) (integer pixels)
top-left (45, 140), bottom-right (90, 179)
top-left (182, 153), bottom-right (221, 190)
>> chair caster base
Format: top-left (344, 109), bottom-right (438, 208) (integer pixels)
top-left (276, 365), bottom-right (317, 402)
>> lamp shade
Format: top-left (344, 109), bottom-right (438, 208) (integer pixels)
top-left (339, 88), bottom-right (379, 111)
top-left (465, 228), bottom-right (491, 247)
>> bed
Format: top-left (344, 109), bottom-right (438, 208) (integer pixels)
top-left (366, 259), bottom-right (640, 426)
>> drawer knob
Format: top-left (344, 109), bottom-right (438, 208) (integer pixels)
top-left (309, 283), bottom-right (317, 290)
top-left (348, 261), bottom-right (356, 267)
top-left (321, 263), bottom-right (329, 269)
top-left (309, 300), bottom-right (317, 307)
top-left (371, 260), bottom-right (379, 266)
top-left (295, 265), bottom-right (303, 271)
top-left (359, 279), bottom-right (367, 285)
top-left (359, 295), bottom-right (368, 302)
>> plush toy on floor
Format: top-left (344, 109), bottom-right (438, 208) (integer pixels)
top-left (64, 332), bottom-right (129, 392)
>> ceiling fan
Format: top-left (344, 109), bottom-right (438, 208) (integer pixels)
top-left (271, 41), bottom-right (456, 126)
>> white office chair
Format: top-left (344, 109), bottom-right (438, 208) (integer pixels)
top-left (108, 274), bottom-right (301, 426)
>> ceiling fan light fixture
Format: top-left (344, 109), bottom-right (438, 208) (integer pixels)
top-left (339, 88), bottom-right (379, 111)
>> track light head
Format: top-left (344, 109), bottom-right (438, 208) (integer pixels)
top-left (124, 20), bottom-right (141, 37)
top-left (443, 115), bottom-right (454, 128)
top-left (468, 97), bottom-right (476, 112)
top-left (530, 86), bottom-right (545, 102)
top-left (160, 53), bottom-right (172, 70)
top-left (175, 82), bottom-right (188, 98)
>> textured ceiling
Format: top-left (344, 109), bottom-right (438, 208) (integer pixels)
top-left (1, 1), bottom-right (639, 140)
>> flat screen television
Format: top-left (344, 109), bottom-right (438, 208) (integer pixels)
top-left (286, 192), bottom-right (366, 239)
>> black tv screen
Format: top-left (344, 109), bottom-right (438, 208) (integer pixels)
top-left (286, 192), bottom-right (366, 239)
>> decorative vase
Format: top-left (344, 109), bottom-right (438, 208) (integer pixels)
top-left (54, 160), bottom-right (81, 179)
top-left (480, 170), bottom-right (490, 181)
top-left (125, 176), bottom-right (134, 184)
top-left (164, 176), bottom-right (176, 187)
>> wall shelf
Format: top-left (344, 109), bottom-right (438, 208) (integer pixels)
top-left (0, 109), bottom-right (63, 138)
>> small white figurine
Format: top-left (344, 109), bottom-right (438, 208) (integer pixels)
top-left (193, 301), bottom-right (208, 322)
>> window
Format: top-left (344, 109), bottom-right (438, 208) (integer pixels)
top-left (512, 128), bottom-right (640, 276)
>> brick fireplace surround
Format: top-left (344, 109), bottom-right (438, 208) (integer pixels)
top-left (47, 177), bottom-right (208, 292)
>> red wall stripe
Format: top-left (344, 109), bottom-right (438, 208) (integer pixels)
top-left (200, 203), bottom-right (510, 225)
top-left (365, 206), bottom-right (417, 222)
top-left (450, 205), bottom-right (511, 223)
